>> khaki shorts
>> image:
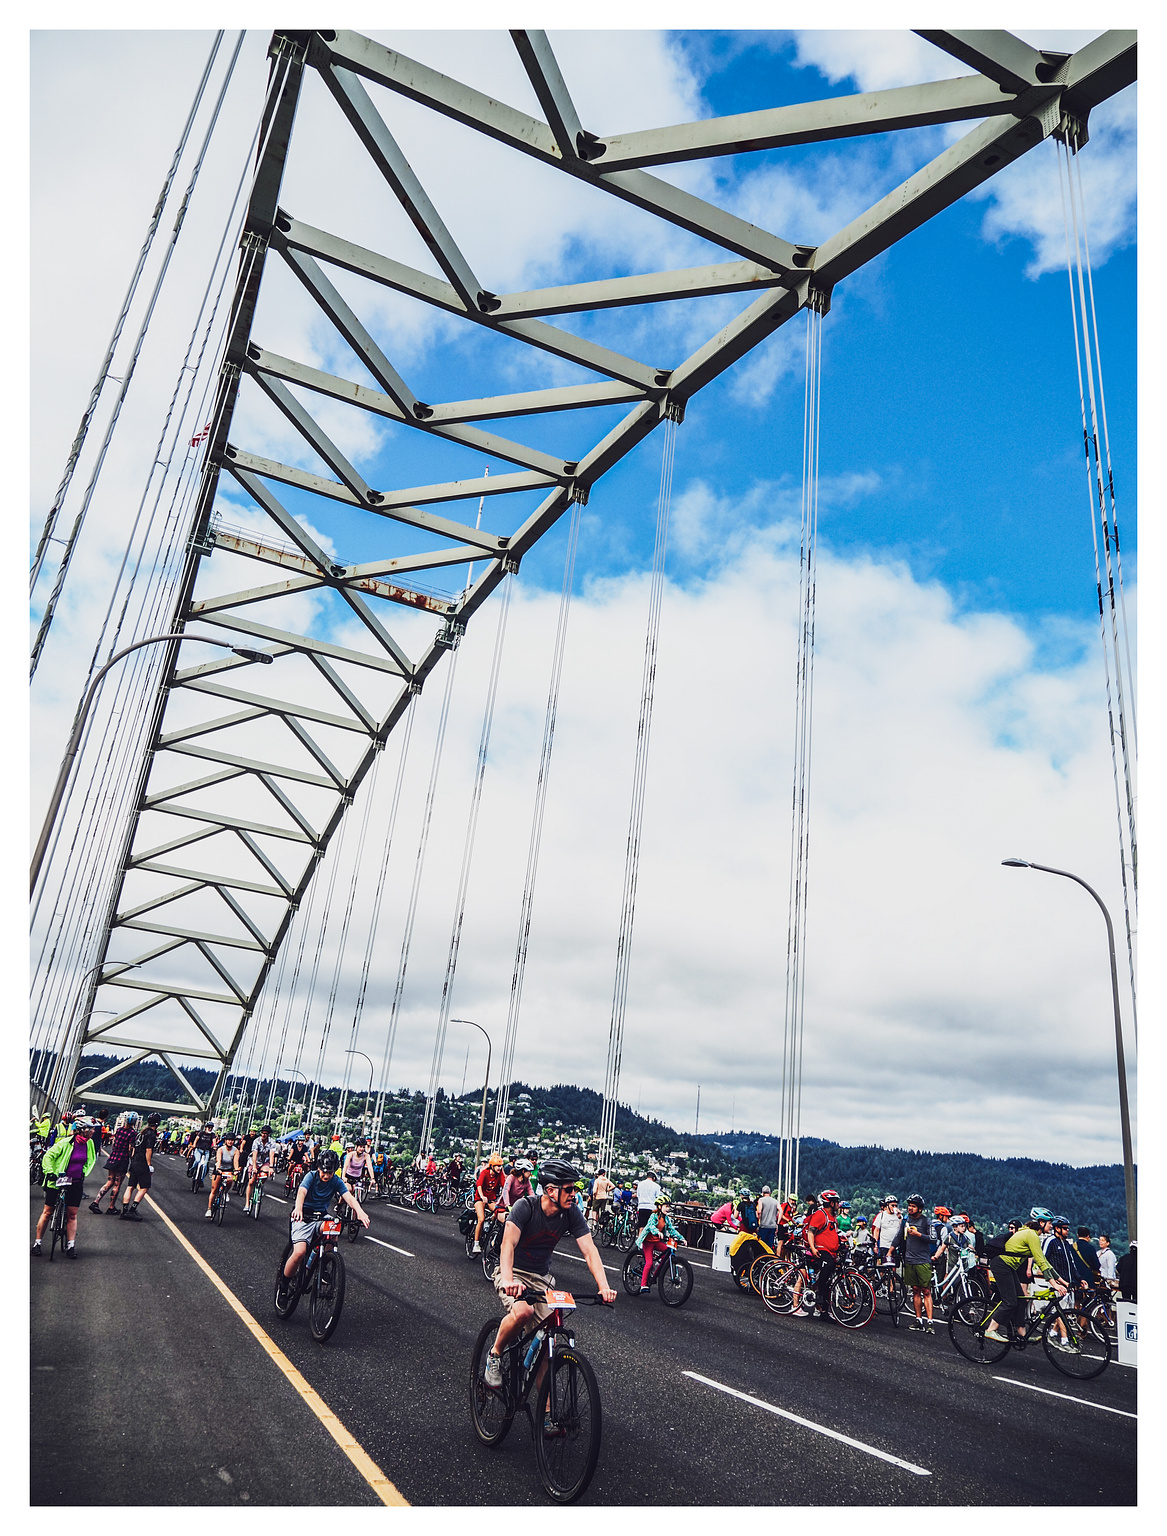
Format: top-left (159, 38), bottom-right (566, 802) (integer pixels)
top-left (494, 1266), bottom-right (555, 1323)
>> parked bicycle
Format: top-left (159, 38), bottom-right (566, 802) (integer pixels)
top-left (470, 1286), bottom-right (610, 1503)
top-left (274, 1217), bottom-right (347, 1342)
top-left (758, 1252), bottom-right (875, 1328)
top-left (930, 1248), bottom-right (990, 1316)
top-left (622, 1239), bottom-right (693, 1306)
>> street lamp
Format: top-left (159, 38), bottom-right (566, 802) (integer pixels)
top-left (1002, 858), bottom-right (1137, 1240)
top-left (344, 1050), bottom-right (375, 1143)
top-left (280, 1068), bottom-right (308, 1136)
top-left (32, 631), bottom-right (272, 893)
top-left (452, 1019), bottom-right (491, 1171)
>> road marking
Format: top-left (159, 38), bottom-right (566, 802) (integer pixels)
top-left (264, 1193), bottom-right (287, 1204)
top-left (364, 1235), bottom-right (414, 1258)
top-left (545, 1248), bottom-right (621, 1276)
top-left (991, 1377), bottom-right (1136, 1418)
top-left (684, 1372), bottom-right (932, 1476)
top-left (145, 1192), bottom-right (408, 1506)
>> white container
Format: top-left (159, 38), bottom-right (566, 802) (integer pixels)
top-left (712, 1230), bottom-right (733, 1272)
top-left (1117, 1300), bottom-right (1137, 1367)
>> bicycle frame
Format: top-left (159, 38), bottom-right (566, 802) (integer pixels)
top-left (498, 1292), bottom-right (579, 1427)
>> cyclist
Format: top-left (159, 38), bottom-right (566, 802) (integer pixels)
top-left (635, 1197), bottom-right (685, 1291)
top-left (191, 1122), bottom-right (215, 1188)
top-left (501, 1159), bottom-right (533, 1210)
top-left (484, 1158), bottom-right (616, 1391)
top-left (205, 1132), bottom-right (240, 1218)
top-left (984, 1207), bottom-right (1069, 1344)
top-left (90, 1111), bottom-right (137, 1214)
top-left (851, 1215), bottom-right (873, 1255)
top-left (472, 1152), bottom-right (505, 1256)
top-left (281, 1149), bottom-right (370, 1285)
top-left (245, 1125), bottom-right (277, 1210)
top-left (588, 1168), bottom-right (614, 1232)
top-left (33, 1116), bottom-right (100, 1257)
top-left (803, 1189), bottom-right (843, 1322)
top-left (902, 1194), bottom-right (941, 1334)
top-left (342, 1138), bottom-right (370, 1197)
top-left (447, 1153), bottom-right (464, 1194)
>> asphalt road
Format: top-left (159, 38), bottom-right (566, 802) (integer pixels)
top-left (30, 1157), bottom-right (1137, 1506)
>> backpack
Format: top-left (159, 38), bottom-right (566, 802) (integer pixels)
top-left (985, 1232), bottom-right (1009, 1260)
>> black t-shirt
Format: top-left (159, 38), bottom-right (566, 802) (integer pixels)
top-left (131, 1128), bottom-right (157, 1164)
top-left (506, 1194), bottom-right (589, 1275)
top-left (195, 1128), bottom-right (215, 1152)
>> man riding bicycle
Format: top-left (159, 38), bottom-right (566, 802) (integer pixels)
top-left (473, 1152), bottom-right (505, 1256)
top-left (190, 1122), bottom-right (215, 1186)
top-left (484, 1159), bottom-right (616, 1392)
top-left (282, 1150), bottom-right (370, 1284)
top-left (205, 1133), bottom-right (240, 1218)
top-left (245, 1125), bottom-right (277, 1209)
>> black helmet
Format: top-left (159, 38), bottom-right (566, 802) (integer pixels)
top-left (261, 1125), bottom-right (272, 1136)
top-left (906, 1193), bottom-right (924, 1208)
top-left (147, 1113), bottom-right (162, 1127)
top-left (539, 1158), bottom-right (581, 1189)
top-left (319, 1150), bottom-right (340, 1176)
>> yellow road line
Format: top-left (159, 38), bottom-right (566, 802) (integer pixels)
top-left (146, 1192), bottom-right (408, 1506)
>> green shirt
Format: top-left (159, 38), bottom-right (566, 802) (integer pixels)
top-left (1002, 1227), bottom-right (1054, 1275)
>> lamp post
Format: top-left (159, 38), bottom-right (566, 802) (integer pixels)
top-left (32, 631), bottom-right (272, 893)
top-left (345, 1050), bottom-right (375, 1143)
top-left (1002, 858), bottom-right (1136, 1240)
top-left (452, 1019), bottom-right (491, 1172)
top-left (280, 1069), bottom-right (309, 1136)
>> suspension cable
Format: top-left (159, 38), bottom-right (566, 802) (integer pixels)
top-left (419, 577), bottom-right (514, 1156)
top-left (1056, 129), bottom-right (1137, 1034)
top-left (598, 416), bottom-right (678, 1173)
top-left (491, 502), bottom-right (582, 1153)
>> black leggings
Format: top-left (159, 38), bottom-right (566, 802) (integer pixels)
top-left (989, 1256), bottom-right (1027, 1331)
top-left (814, 1251), bottom-right (838, 1313)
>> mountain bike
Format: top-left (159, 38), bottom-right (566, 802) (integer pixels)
top-left (274, 1217), bottom-right (347, 1343)
top-left (949, 1284), bottom-right (1110, 1379)
top-left (621, 1239), bottom-right (693, 1306)
top-left (470, 1286), bottom-right (611, 1503)
top-left (758, 1253), bottom-right (875, 1328)
top-left (610, 1205), bottom-right (637, 1251)
top-left (210, 1175), bottom-right (232, 1225)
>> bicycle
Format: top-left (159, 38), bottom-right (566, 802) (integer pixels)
top-left (930, 1248), bottom-right (989, 1317)
top-left (758, 1251), bottom-right (875, 1328)
top-left (621, 1239), bottom-right (693, 1306)
top-left (592, 1209), bottom-right (615, 1249)
top-left (190, 1155), bottom-right (209, 1195)
top-left (949, 1283), bottom-right (1110, 1379)
top-left (44, 1175), bottom-right (73, 1261)
top-left (210, 1175), bottom-right (232, 1225)
top-left (610, 1205), bottom-right (637, 1251)
top-left (339, 1182), bottom-right (367, 1243)
top-left (284, 1159), bottom-right (305, 1199)
top-left (470, 1286), bottom-right (609, 1503)
top-left (273, 1217), bottom-right (347, 1343)
top-left (246, 1166), bottom-right (271, 1220)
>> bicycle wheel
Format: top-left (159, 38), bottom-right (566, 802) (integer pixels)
top-left (250, 1185), bottom-right (263, 1220)
top-left (616, 1218), bottom-right (635, 1253)
top-left (214, 1190), bottom-right (225, 1225)
top-left (48, 1201), bottom-right (63, 1262)
top-left (949, 1296), bottom-right (1009, 1364)
top-left (659, 1255), bottom-right (693, 1307)
top-left (760, 1260), bottom-right (798, 1315)
top-left (1085, 1297), bottom-right (1117, 1345)
top-left (347, 1210), bottom-right (361, 1244)
top-left (309, 1252), bottom-right (346, 1342)
top-left (875, 1271), bottom-right (906, 1314)
top-left (748, 1253), bottom-right (773, 1295)
top-left (622, 1248), bottom-right (645, 1296)
top-left (830, 1271), bottom-right (875, 1329)
top-left (464, 1224), bottom-right (478, 1260)
top-left (274, 1243), bottom-right (302, 1319)
top-left (1043, 1308), bottom-right (1110, 1380)
top-left (534, 1346), bottom-right (602, 1504)
top-left (469, 1319), bottom-right (515, 1446)
top-left (731, 1261), bottom-right (753, 1294)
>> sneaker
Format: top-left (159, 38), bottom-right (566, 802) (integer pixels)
top-left (471, 1242), bottom-right (481, 1255)
top-left (483, 1352), bottom-right (503, 1389)
top-left (105, 1206), bottom-right (119, 1214)
top-left (31, 1243), bottom-right (41, 1256)
top-left (909, 1319), bottom-right (926, 1332)
top-left (640, 1284), bottom-right (652, 1293)
top-left (66, 1246), bottom-right (77, 1259)
top-left (204, 1211), bottom-right (213, 1219)
top-left (88, 1201), bottom-right (102, 1214)
top-left (924, 1322), bottom-right (935, 1335)
top-left (983, 1325), bottom-right (1009, 1343)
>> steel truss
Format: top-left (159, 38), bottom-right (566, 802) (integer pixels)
top-left (49, 28), bottom-right (1135, 1117)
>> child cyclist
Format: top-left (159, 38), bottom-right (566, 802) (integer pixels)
top-left (636, 1197), bottom-right (685, 1291)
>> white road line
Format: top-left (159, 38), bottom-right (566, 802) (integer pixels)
top-left (991, 1377), bottom-right (1136, 1418)
top-left (364, 1235), bottom-right (415, 1258)
top-left (546, 1249), bottom-right (622, 1276)
top-left (684, 1372), bottom-right (932, 1476)
top-left (264, 1193), bottom-right (287, 1204)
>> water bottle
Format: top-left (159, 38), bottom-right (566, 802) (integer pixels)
top-left (523, 1333), bottom-right (541, 1371)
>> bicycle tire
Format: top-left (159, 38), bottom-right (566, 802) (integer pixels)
top-left (731, 1262), bottom-right (753, 1294)
top-left (831, 1271), bottom-right (875, 1329)
top-left (250, 1185), bottom-right (263, 1220)
top-left (49, 1201), bottom-right (63, 1262)
top-left (534, 1346), bottom-right (602, 1504)
top-left (659, 1255), bottom-right (693, 1307)
top-left (622, 1248), bottom-right (644, 1296)
top-left (1085, 1297), bottom-right (1117, 1345)
top-left (615, 1219), bottom-right (636, 1253)
top-left (949, 1296), bottom-right (1010, 1364)
top-left (760, 1259), bottom-right (798, 1315)
top-left (273, 1242), bottom-right (302, 1319)
top-left (214, 1190), bottom-right (225, 1226)
top-left (1042, 1307), bottom-right (1110, 1380)
top-left (748, 1253), bottom-right (772, 1295)
top-left (469, 1318), bottom-right (515, 1446)
top-left (309, 1252), bottom-right (346, 1342)
top-left (465, 1226), bottom-right (478, 1261)
top-left (875, 1271), bottom-right (906, 1315)
top-left (347, 1211), bottom-right (361, 1244)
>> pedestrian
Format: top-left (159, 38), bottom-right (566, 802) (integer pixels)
top-left (33, 1116), bottom-right (99, 1257)
top-left (120, 1113), bottom-right (161, 1219)
top-left (735, 1189), bottom-right (758, 1235)
top-left (709, 1198), bottom-right (740, 1232)
top-left (1115, 1240), bottom-right (1136, 1302)
top-left (90, 1111), bottom-right (137, 1213)
top-left (802, 1189), bottom-right (843, 1322)
top-left (635, 1171), bottom-right (663, 1231)
top-left (756, 1186), bottom-right (779, 1249)
top-left (1097, 1233), bottom-right (1118, 1289)
top-left (902, 1195), bottom-right (940, 1335)
top-left (873, 1196), bottom-right (903, 1266)
top-left (589, 1168), bottom-right (614, 1232)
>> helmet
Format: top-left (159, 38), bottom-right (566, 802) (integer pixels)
top-left (906, 1194), bottom-right (924, 1208)
top-left (654, 1197), bottom-right (670, 1211)
top-left (1053, 1215), bottom-right (1070, 1227)
top-left (514, 1160), bottom-right (532, 1173)
top-left (950, 1215), bottom-right (968, 1227)
top-left (819, 1189), bottom-right (840, 1204)
top-left (956, 1213), bottom-right (971, 1224)
top-left (146, 1113), bottom-right (162, 1127)
top-left (883, 1194), bottom-right (897, 1206)
top-left (488, 1153), bottom-right (503, 1168)
top-left (126, 1111), bottom-right (139, 1125)
top-left (738, 1190), bottom-right (752, 1202)
top-left (319, 1150), bottom-right (340, 1175)
top-left (934, 1206), bottom-right (952, 1219)
top-left (1030, 1206), bottom-right (1054, 1222)
top-left (540, 1158), bottom-right (581, 1190)
top-left (856, 1217), bottom-right (868, 1225)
